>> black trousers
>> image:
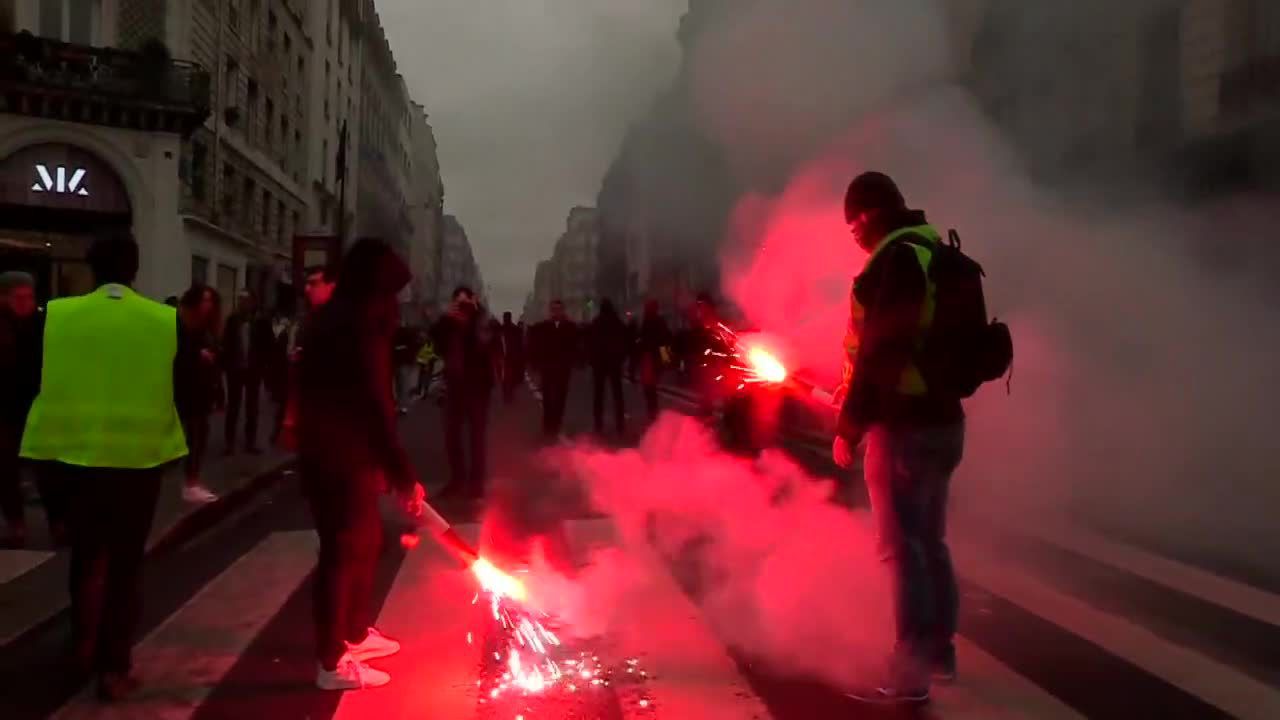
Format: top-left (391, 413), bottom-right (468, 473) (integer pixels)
top-left (444, 385), bottom-right (490, 494)
top-left (180, 411), bottom-right (210, 482)
top-left (592, 364), bottom-right (625, 433)
top-left (34, 463), bottom-right (72, 539)
top-left (63, 465), bottom-right (163, 674)
top-left (502, 364), bottom-right (522, 405)
top-left (303, 467), bottom-right (382, 670)
top-left (541, 368), bottom-right (571, 437)
top-left (224, 369), bottom-right (261, 450)
top-left (642, 383), bottom-right (660, 422)
top-left (0, 422), bottom-right (24, 531)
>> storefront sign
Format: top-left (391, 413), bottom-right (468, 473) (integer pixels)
top-left (31, 164), bottom-right (91, 196)
top-left (0, 143), bottom-right (130, 216)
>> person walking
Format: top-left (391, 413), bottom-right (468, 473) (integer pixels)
top-left (430, 287), bottom-right (497, 499)
top-left (500, 311), bottom-right (525, 404)
top-left (0, 271), bottom-right (39, 547)
top-left (296, 238), bottom-right (423, 691)
top-left (277, 264), bottom-right (338, 452)
top-left (20, 233), bottom-right (192, 701)
top-left (176, 285), bottom-right (223, 504)
top-left (587, 299), bottom-right (628, 436)
top-left (221, 290), bottom-right (271, 454)
top-left (392, 322), bottom-right (421, 415)
top-left (529, 299), bottom-right (579, 440)
top-left (635, 299), bottom-right (672, 424)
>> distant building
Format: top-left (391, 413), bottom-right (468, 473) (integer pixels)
top-left (407, 102), bottom-right (444, 315)
top-left (439, 214), bottom-right (480, 305)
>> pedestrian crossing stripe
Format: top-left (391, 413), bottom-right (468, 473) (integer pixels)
top-left (952, 536), bottom-right (1280, 720)
top-left (0, 549), bottom-right (55, 587)
top-left (50, 533), bottom-right (318, 720)
top-left (43, 520), bottom-right (1280, 720)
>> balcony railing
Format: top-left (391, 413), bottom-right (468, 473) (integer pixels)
top-left (0, 31), bottom-right (211, 134)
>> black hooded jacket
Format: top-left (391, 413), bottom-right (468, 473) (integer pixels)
top-left (296, 239), bottom-right (415, 492)
top-left (837, 208), bottom-right (964, 438)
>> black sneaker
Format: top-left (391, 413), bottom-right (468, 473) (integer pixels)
top-left (845, 685), bottom-right (930, 706)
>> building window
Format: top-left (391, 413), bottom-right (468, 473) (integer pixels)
top-left (246, 78), bottom-right (259, 139)
top-left (277, 200), bottom-right (287, 246)
top-left (322, 139), bottom-right (328, 183)
top-left (242, 177), bottom-right (255, 226)
top-left (39, 0), bottom-right (102, 45)
top-left (265, 98), bottom-right (275, 143)
top-left (190, 139), bottom-right (208, 200)
top-left (293, 210), bottom-right (301, 237)
top-left (192, 255), bottom-right (210, 285)
top-left (221, 163), bottom-right (236, 217)
top-left (228, 0), bottom-right (239, 34)
top-left (262, 190), bottom-right (272, 236)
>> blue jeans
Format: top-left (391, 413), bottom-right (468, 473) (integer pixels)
top-left (863, 421), bottom-right (964, 687)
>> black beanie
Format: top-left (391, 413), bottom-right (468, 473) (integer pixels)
top-left (844, 171), bottom-right (906, 224)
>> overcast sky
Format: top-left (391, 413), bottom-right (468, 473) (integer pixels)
top-left (376, 1), bottom-right (688, 314)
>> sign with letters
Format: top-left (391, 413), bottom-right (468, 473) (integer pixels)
top-left (31, 164), bottom-right (91, 196)
top-left (0, 144), bottom-right (130, 216)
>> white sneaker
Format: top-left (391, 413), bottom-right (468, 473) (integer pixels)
top-left (182, 484), bottom-right (218, 504)
top-left (316, 655), bottom-right (391, 690)
top-left (346, 627), bottom-right (401, 661)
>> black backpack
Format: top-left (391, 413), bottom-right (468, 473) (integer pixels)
top-left (905, 229), bottom-right (1013, 399)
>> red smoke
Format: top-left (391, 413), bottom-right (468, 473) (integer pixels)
top-left (548, 415), bottom-right (895, 686)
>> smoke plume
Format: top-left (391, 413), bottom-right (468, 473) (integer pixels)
top-left (693, 0), bottom-right (1280, 572)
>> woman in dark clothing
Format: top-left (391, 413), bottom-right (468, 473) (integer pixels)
top-left (587, 299), bottom-right (629, 436)
top-left (177, 285), bottom-right (222, 504)
top-left (296, 238), bottom-right (423, 691)
top-left (636, 300), bottom-right (673, 423)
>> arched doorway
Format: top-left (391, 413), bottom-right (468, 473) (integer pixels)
top-left (0, 143), bottom-right (132, 300)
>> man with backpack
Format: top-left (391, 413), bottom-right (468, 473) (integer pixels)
top-left (833, 171), bottom-right (1010, 707)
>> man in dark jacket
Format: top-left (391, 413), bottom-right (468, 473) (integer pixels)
top-left (833, 171), bottom-right (965, 707)
top-left (297, 238), bottom-right (423, 691)
top-left (221, 291), bottom-right (273, 454)
top-left (587, 299), bottom-right (628, 436)
top-left (0, 271), bottom-right (39, 547)
top-left (635, 300), bottom-right (672, 424)
top-left (430, 286), bottom-right (497, 499)
top-left (530, 299), bottom-right (579, 439)
top-left (500, 311), bottom-right (525, 404)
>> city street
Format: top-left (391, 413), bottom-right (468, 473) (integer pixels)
top-left (0, 378), bottom-right (1276, 720)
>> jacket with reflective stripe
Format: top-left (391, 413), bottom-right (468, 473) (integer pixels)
top-left (21, 285), bottom-right (188, 469)
top-left (841, 224), bottom-right (938, 398)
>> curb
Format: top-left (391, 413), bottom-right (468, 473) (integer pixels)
top-left (148, 458), bottom-right (295, 556)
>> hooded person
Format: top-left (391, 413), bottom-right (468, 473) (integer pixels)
top-left (296, 238), bottom-right (425, 691)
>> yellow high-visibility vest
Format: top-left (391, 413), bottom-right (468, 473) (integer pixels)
top-left (843, 224), bottom-right (938, 397)
top-left (21, 284), bottom-right (188, 469)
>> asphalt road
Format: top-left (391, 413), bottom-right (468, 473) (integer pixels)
top-left (0, 375), bottom-right (1276, 719)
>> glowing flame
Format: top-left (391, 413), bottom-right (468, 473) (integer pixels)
top-left (746, 345), bottom-right (788, 384)
top-left (470, 557), bottom-right (528, 602)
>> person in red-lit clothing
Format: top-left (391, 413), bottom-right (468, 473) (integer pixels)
top-left (296, 240), bottom-right (424, 690)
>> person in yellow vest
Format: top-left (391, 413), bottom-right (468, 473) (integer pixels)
top-left (832, 172), bottom-right (964, 707)
top-left (20, 232), bottom-right (191, 702)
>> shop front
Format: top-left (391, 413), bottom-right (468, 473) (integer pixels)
top-left (0, 142), bottom-right (131, 301)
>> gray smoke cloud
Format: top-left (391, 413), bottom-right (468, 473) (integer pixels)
top-left (601, 0), bottom-right (1280, 599)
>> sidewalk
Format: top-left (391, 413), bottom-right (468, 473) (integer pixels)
top-left (0, 405), bottom-right (292, 646)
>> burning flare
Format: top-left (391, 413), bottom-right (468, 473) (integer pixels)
top-left (746, 345), bottom-right (788, 384)
top-left (471, 557), bottom-right (529, 602)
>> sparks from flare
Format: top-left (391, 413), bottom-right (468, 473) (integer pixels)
top-left (706, 323), bottom-right (790, 387)
top-left (466, 561), bottom-right (655, 717)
